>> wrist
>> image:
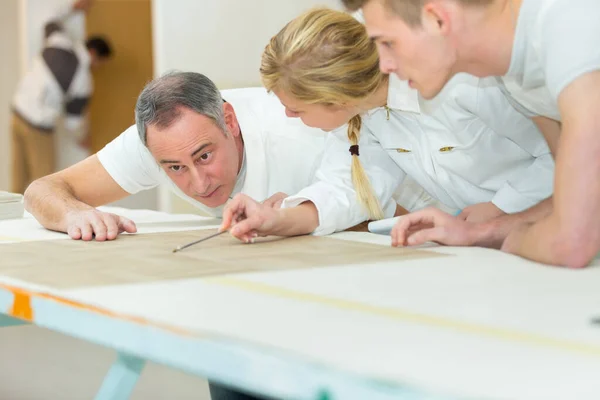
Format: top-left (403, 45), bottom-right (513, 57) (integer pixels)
top-left (469, 218), bottom-right (508, 249)
top-left (61, 202), bottom-right (94, 224)
top-left (269, 208), bottom-right (288, 236)
top-left (273, 202), bottom-right (319, 236)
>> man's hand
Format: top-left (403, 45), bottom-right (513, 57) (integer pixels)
top-left (73, 0), bottom-right (94, 13)
top-left (457, 202), bottom-right (506, 223)
top-left (262, 192), bottom-right (288, 209)
top-left (391, 207), bottom-right (480, 247)
top-left (64, 209), bottom-right (137, 241)
top-left (221, 194), bottom-right (283, 243)
top-left (78, 133), bottom-right (91, 150)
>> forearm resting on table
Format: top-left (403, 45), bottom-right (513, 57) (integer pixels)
top-left (505, 71), bottom-right (600, 268)
top-left (507, 73), bottom-right (600, 267)
top-left (271, 202), bottom-right (320, 237)
top-left (24, 176), bottom-right (93, 232)
top-left (473, 197), bottom-right (553, 248)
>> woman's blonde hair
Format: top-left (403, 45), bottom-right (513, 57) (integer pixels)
top-left (261, 7), bottom-right (386, 220)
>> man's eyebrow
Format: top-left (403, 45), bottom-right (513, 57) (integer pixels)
top-left (191, 143), bottom-right (211, 158)
top-left (159, 143), bottom-right (211, 164)
top-left (159, 159), bottom-right (180, 164)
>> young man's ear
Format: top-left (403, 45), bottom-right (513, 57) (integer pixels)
top-left (422, 0), bottom-right (453, 35)
top-left (222, 101), bottom-right (241, 137)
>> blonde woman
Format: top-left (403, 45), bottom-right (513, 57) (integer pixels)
top-left (221, 8), bottom-right (554, 243)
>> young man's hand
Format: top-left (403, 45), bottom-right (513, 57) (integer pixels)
top-left (457, 202), bottom-right (506, 223)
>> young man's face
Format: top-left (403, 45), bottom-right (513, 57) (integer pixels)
top-left (362, 0), bottom-right (457, 99)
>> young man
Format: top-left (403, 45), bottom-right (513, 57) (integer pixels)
top-left (342, 0), bottom-right (600, 267)
top-left (12, 0), bottom-right (112, 193)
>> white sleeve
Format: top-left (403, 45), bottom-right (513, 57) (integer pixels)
top-left (43, 3), bottom-right (76, 38)
top-left (474, 81), bottom-right (555, 212)
top-left (540, 0), bottom-right (600, 100)
top-left (282, 124), bottom-right (405, 236)
top-left (96, 125), bottom-right (163, 194)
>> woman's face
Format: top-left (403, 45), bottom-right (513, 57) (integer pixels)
top-left (274, 90), bottom-right (358, 131)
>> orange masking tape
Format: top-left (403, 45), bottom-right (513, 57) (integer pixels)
top-left (0, 283), bottom-right (193, 336)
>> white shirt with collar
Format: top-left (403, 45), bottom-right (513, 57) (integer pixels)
top-left (96, 87), bottom-right (328, 217)
top-left (500, 0), bottom-right (600, 120)
top-left (283, 74), bottom-right (555, 236)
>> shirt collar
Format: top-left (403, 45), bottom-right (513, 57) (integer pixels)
top-left (386, 74), bottom-right (421, 114)
top-left (230, 149), bottom-right (247, 198)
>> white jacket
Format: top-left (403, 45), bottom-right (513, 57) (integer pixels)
top-left (283, 74), bottom-right (555, 235)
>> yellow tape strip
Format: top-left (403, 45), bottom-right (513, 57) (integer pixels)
top-left (210, 277), bottom-right (600, 358)
top-left (0, 236), bottom-right (26, 242)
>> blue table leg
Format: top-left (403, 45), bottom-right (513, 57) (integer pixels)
top-left (95, 352), bottom-right (146, 400)
top-left (0, 314), bottom-right (28, 327)
top-left (1, 311), bottom-right (144, 400)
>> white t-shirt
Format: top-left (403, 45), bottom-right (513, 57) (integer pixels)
top-left (501, 0), bottom-right (600, 120)
top-left (97, 87), bottom-right (328, 217)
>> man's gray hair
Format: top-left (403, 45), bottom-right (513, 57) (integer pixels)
top-left (135, 71), bottom-right (226, 145)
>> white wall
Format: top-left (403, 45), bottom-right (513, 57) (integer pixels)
top-left (152, 0), bottom-right (341, 88)
top-left (0, 0), bottom-right (21, 191)
top-left (151, 0), bottom-right (341, 212)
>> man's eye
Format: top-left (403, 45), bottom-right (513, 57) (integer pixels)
top-left (199, 152), bottom-right (212, 162)
top-left (169, 165), bottom-right (182, 172)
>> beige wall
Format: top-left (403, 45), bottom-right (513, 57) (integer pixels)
top-left (0, 0), bottom-right (21, 191)
top-left (151, 0), bottom-right (342, 213)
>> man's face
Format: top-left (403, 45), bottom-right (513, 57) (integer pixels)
top-left (146, 106), bottom-right (241, 208)
top-left (274, 90), bottom-right (358, 132)
top-left (363, 0), bottom-right (457, 99)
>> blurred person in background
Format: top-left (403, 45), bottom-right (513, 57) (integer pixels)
top-left (11, 0), bottom-right (112, 194)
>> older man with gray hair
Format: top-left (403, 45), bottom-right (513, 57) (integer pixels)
top-left (24, 71), bottom-right (331, 241)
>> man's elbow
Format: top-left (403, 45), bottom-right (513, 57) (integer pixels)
top-left (552, 227), bottom-right (600, 269)
top-left (23, 175), bottom-right (57, 212)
